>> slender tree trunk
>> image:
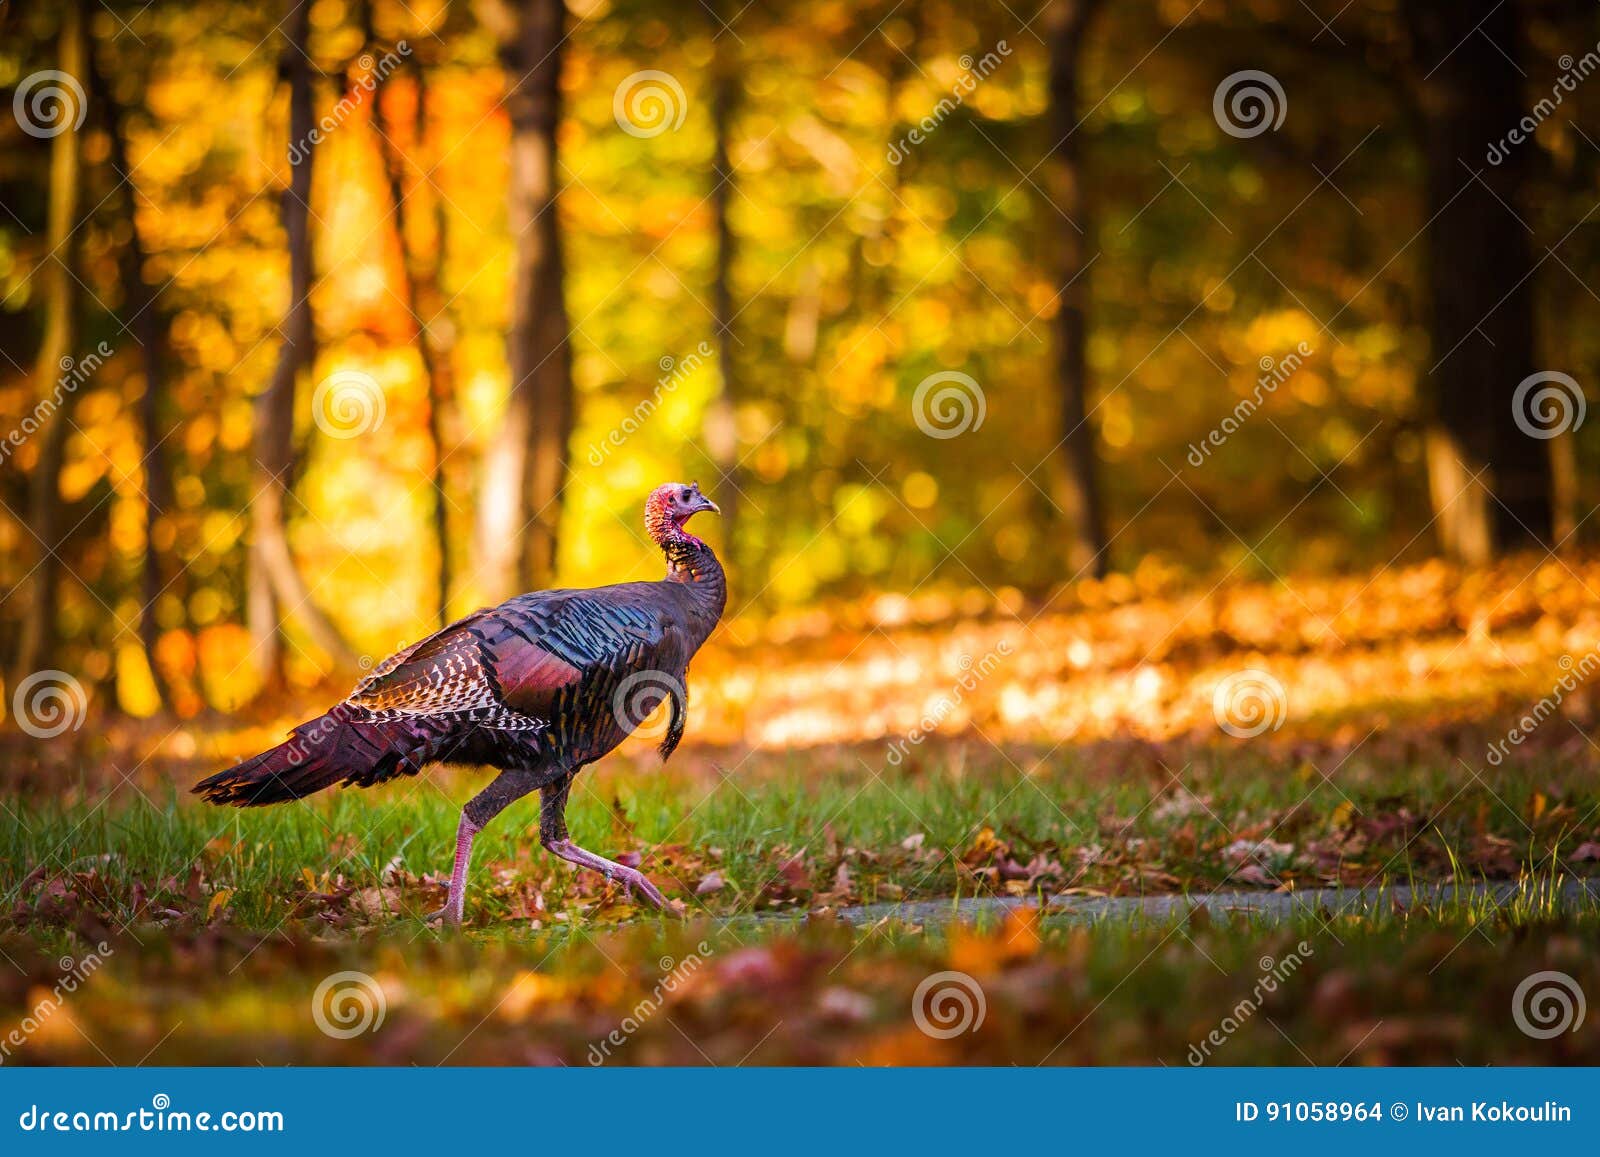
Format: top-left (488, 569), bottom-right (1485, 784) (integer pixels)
top-left (251, 0), bottom-right (359, 687)
top-left (476, 0), bottom-right (571, 598)
top-left (364, 23), bottom-right (456, 628)
top-left (1409, 0), bottom-right (1549, 561)
top-left (1045, 0), bottom-right (1109, 579)
top-left (704, 0), bottom-right (740, 544)
top-left (1550, 430), bottom-right (1579, 544)
top-left (417, 66), bottom-right (458, 626)
top-left (90, 36), bottom-right (176, 708)
top-left (12, 0), bottom-right (85, 684)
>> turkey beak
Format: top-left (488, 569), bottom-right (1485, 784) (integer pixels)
top-left (693, 495), bottom-right (720, 516)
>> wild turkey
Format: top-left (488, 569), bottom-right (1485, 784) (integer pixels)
top-left (194, 482), bottom-right (725, 924)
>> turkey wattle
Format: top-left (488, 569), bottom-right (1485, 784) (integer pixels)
top-left (194, 482), bottom-right (725, 925)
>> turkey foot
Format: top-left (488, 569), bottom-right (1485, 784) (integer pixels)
top-left (544, 838), bottom-right (670, 910)
top-left (423, 813), bottom-right (479, 927)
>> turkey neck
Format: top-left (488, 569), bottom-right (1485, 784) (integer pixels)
top-left (660, 529), bottom-right (727, 631)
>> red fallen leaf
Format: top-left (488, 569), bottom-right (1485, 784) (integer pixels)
top-left (17, 863), bottom-right (49, 895)
top-left (833, 862), bottom-right (852, 895)
top-left (778, 856), bottom-right (809, 891)
top-left (614, 851), bottom-right (643, 868)
top-left (1570, 841), bottom-right (1600, 862)
top-left (695, 870), bottom-right (725, 895)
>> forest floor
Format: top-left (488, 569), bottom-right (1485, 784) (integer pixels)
top-left (3, 553), bottom-right (1600, 1064)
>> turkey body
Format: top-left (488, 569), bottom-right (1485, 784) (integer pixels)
top-left (194, 482), bottom-right (725, 924)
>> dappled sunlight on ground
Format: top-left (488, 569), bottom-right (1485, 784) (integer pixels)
top-left (3, 554), bottom-right (1598, 814)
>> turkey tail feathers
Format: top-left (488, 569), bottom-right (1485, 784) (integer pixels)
top-left (192, 708), bottom-right (426, 806)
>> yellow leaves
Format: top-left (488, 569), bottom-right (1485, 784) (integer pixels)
top-left (1244, 309), bottom-right (1320, 358)
top-left (203, 835), bottom-right (242, 864)
top-left (206, 889), bottom-right (233, 922)
top-left (59, 454), bottom-right (108, 505)
top-left (901, 472), bottom-right (939, 509)
top-left (962, 827), bottom-right (1005, 865)
top-left (17, 987), bottom-right (82, 1050)
top-left (948, 906), bottom-right (1041, 977)
top-left (827, 325), bottom-right (894, 411)
top-left (114, 643), bottom-right (163, 718)
top-left (496, 971), bottom-right (570, 1022)
top-left (217, 397), bottom-right (254, 452)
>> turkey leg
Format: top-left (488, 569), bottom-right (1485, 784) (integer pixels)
top-left (426, 766), bottom-right (543, 926)
top-left (538, 778), bottom-right (670, 910)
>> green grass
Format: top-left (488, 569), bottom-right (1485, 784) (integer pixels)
top-left (4, 738), bottom-right (1596, 934)
top-left (3, 737), bottom-right (1597, 1065)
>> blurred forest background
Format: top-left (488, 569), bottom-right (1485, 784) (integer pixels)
top-left (2, 0), bottom-right (1599, 720)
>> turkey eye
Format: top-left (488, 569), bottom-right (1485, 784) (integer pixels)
top-left (677, 488), bottom-right (689, 501)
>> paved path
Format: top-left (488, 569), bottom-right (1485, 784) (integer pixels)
top-left (823, 878), bottom-right (1600, 929)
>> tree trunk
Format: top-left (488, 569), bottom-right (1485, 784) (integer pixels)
top-left (364, 22), bottom-right (457, 629)
top-left (476, 0), bottom-right (572, 599)
top-left (90, 34), bottom-right (177, 708)
top-left (1549, 422), bottom-right (1579, 544)
top-left (1045, 0), bottom-right (1109, 579)
top-left (1409, 0), bottom-right (1550, 561)
top-left (12, 0), bottom-right (85, 685)
top-left (250, 0), bottom-right (359, 687)
top-left (704, 0), bottom-right (740, 546)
